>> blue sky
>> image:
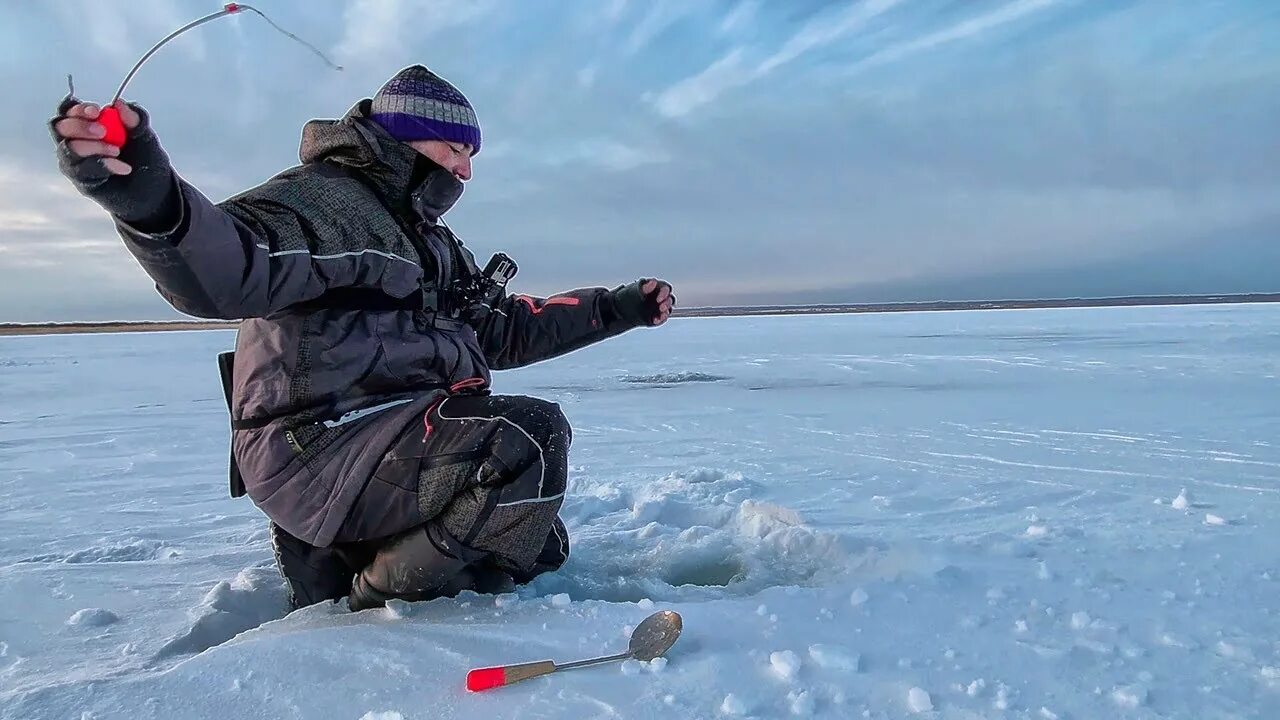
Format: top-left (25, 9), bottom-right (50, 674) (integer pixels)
top-left (1, 0), bottom-right (1277, 321)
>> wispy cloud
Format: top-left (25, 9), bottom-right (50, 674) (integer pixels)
top-left (577, 139), bottom-right (669, 172)
top-left (336, 0), bottom-right (494, 65)
top-left (652, 49), bottom-right (750, 119)
top-left (652, 0), bottom-right (904, 118)
top-left (851, 0), bottom-right (1066, 71)
top-left (718, 0), bottom-right (760, 37)
top-left (757, 0), bottom-right (903, 75)
top-left (624, 0), bottom-right (702, 55)
top-left (52, 0), bottom-right (205, 68)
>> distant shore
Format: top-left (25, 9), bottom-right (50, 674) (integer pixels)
top-left (3, 293), bottom-right (1278, 336)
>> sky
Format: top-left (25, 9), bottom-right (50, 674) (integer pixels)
top-left (1, 0), bottom-right (1278, 322)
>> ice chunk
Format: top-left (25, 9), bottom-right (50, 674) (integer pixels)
top-left (1171, 488), bottom-right (1190, 510)
top-left (551, 593), bottom-right (571, 607)
top-left (907, 687), bottom-right (933, 713)
top-left (721, 694), bottom-right (747, 715)
top-left (66, 608), bottom-right (120, 627)
top-left (770, 650), bottom-right (801, 681)
top-left (849, 588), bottom-right (869, 606)
top-left (808, 644), bottom-right (859, 671)
top-left (788, 690), bottom-right (815, 716)
top-left (1111, 685), bottom-right (1147, 708)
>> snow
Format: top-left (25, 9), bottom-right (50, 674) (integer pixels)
top-left (2, 304), bottom-right (1279, 719)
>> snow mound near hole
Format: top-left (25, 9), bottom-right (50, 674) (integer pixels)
top-left (535, 468), bottom-right (852, 601)
top-left (151, 565), bottom-right (288, 661)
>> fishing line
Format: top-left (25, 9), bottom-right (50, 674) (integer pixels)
top-left (85, 3), bottom-right (342, 148)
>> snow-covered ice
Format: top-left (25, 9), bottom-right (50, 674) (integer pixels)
top-left (2, 303), bottom-right (1278, 719)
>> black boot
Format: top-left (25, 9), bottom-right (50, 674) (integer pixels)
top-left (270, 522), bottom-right (356, 610)
top-left (348, 520), bottom-right (487, 611)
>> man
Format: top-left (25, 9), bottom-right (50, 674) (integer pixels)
top-left (51, 65), bottom-right (674, 611)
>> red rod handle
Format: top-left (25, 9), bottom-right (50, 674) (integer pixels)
top-left (99, 105), bottom-right (127, 148)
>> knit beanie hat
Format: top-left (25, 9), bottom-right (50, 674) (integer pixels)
top-left (369, 65), bottom-right (481, 154)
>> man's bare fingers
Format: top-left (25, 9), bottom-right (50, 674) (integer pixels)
top-left (111, 100), bottom-right (142, 129)
top-left (67, 139), bottom-right (120, 159)
top-left (65, 103), bottom-right (100, 120)
top-left (641, 279), bottom-right (657, 295)
top-left (655, 285), bottom-right (671, 304)
top-left (55, 117), bottom-right (106, 141)
top-left (101, 158), bottom-right (133, 175)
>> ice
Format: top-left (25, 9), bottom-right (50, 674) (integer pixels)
top-left (1204, 513), bottom-right (1227, 526)
top-left (769, 650), bottom-right (801, 682)
top-left (1111, 685), bottom-right (1148, 708)
top-left (808, 644), bottom-right (859, 671)
top-left (66, 609), bottom-right (120, 628)
top-left (720, 693), bottom-right (747, 715)
top-left (358, 713), bottom-right (403, 720)
top-left (1172, 488), bottom-right (1191, 510)
top-left (1, 306), bottom-right (1277, 719)
top-left (788, 689), bottom-right (815, 716)
top-left (906, 687), bottom-right (933, 713)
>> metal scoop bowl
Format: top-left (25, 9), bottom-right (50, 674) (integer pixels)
top-left (466, 610), bottom-right (683, 692)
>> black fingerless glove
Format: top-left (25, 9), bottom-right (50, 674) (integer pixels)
top-left (609, 278), bottom-right (671, 327)
top-left (50, 96), bottom-right (182, 232)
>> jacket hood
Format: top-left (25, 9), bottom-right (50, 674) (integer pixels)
top-left (299, 99), bottom-right (423, 210)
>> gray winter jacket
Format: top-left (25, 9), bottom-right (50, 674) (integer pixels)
top-left (113, 101), bottom-right (647, 547)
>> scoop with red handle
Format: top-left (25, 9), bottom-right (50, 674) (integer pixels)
top-left (95, 3), bottom-right (341, 149)
top-left (466, 610), bottom-right (683, 692)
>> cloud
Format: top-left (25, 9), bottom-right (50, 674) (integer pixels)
top-left (335, 0), bottom-right (494, 66)
top-left (718, 0), bottom-right (760, 37)
top-left (652, 48), bottom-right (750, 119)
top-left (851, 0), bottom-right (1065, 71)
top-left (623, 0), bottom-right (702, 55)
top-left (652, 0), bottom-right (904, 117)
top-left (576, 139), bottom-right (669, 172)
top-left (756, 0), bottom-right (903, 75)
top-left (51, 0), bottom-right (207, 69)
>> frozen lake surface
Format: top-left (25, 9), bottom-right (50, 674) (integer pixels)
top-left (1, 303), bottom-right (1277, 719)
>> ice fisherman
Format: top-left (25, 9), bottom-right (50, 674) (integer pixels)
top-left (50, 65), bottom-right (675, 611)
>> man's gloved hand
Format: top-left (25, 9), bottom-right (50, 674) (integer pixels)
top-left (50, 96), bottom-right (180, 231)
top-left (612, 278), bottom-right (676, 327)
